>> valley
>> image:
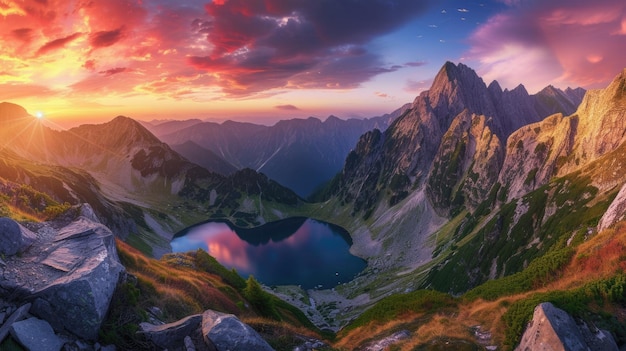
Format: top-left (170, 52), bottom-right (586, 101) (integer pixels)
top-left (1, 62), bottom-right (626, 350)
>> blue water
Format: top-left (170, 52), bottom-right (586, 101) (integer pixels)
top-left (171, 217), bottom-right (366, 289)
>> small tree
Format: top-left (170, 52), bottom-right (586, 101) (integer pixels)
top-left (243, 275), bottom-right (280, 320)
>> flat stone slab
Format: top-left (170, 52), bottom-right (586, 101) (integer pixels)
top-left (139, 314), bottom-right (203, 349)
top-left (10, 317), bottom-right (64, 351)
top-left (0, 303), bottom-right (31, 343)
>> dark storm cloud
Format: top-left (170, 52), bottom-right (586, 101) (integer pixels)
top-left (188, 0), bottom-right (432, 95)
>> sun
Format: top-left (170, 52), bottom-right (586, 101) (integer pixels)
top-left (35, 111), bottom-right (44, 119)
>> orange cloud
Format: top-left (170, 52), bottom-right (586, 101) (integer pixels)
top-left (36, 32), bottom-right (82, 56)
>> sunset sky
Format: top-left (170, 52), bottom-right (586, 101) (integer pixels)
top-left (1, 0), bottom-right (625, 127)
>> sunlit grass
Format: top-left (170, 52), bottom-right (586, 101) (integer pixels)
top-left (332, 220), bottom-right (626, 350)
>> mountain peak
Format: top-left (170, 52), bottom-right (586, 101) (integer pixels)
top-left (487, 80), bottom-right (503, 95)
top-left (510, 84), bottom-right (528, 95)
top-left (537, 85), bottom-right (561, 96)
top-left (431, 61), bottom-right (479, 89)
top-left (604, 67), bottom-right (626, 101)
top-left (0, 102), bottom-right (30, 122)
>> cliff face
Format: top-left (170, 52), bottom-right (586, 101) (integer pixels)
top-left (499, 69), bottom-right (626, 202)
top-left (325, 61), bottom-right (585, 217)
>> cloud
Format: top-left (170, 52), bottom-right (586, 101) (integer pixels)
top-left (405, 79), bottom-right (432, 93)
top-left (83, 59), bottom-right (96, 71)
top-left (36, 32), bottom-right (82, 56)
top-left (457, 8), bottom-right (469, 13)
top-left (11, 28), bottom-right (34, 42)
top-left (467, 0), bottom-right (626, 91)
top-left (90, 28), bottom-right (124, 48)
top-left (190, 0), bottom-right (431, 96)
top-left (274, 104), bottom-right (299, 111)
top-left (405, 61), bottom-right (427, 67)
top-left (99, 67), bottom-right (130, 76)
top-left (374, 92), bottom-right (389, 98)
top-left (0, 83), bottom-right (56, 99)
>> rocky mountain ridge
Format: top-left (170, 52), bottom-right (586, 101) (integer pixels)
top-left (322, 62), bottom-right (585, 218)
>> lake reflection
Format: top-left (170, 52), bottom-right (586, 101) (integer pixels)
top-left (171, 217), bottom-right (366, 289)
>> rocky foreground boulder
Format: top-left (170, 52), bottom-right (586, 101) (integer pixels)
top-left (516, 302), bottom-right (618, 351)
top-left (139, 309), bottom-right (276, 351)
top-left (0, 210), bottom-right (124, 347)
top-left (598, 182), bottom-right (626, 231)
top-left (0, 217), bottom-right (36, 256)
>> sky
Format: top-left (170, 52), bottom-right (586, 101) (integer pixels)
top-left (0, 0), bottom-right (625, 127)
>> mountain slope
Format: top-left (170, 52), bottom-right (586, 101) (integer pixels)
top-left (428, 68), bottom-right (626, 293)
top-left (0, 105), bottom-right (304, 256)
top-left (171, 140), bottom-right (238, 176)
top-left (306, 62), bottom-right (587, 300)
top-left (151, 107), bottom-right (409, 197)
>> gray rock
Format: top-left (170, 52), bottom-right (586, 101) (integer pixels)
top-left (10, 317), bottom-right (64, 351)
top-left (185, 335), bottom-right (196, 351)
top-left (0, 303), bottom-right (31, 343)
top-left (598, 182), bottom-right (626, 231)
top-left (516, 302), bottom-right (619, 351)
top-left (139, 314), bottom-right (202, 349)
top-left (33, 218), bottom-right (124, 339)
top-left (578, 322), bottom-right (619, 351)
top-left (361, 330), bottom-right (411, 351)
top-left (78, 203), bottom-right (100, 223)
top-left (202, 310), bottom-right (274, 351)
top-left (1, 217), bottom-right (124, 340)
top-left (0, 217), bottom-right (36, 256)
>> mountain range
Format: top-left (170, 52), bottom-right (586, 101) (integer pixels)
top-left (2, 61), bottom-right (626, 350)
top-left (0, 105), bottom-right (303, 256)
top-left (144, 107), bottom-right (410, 198)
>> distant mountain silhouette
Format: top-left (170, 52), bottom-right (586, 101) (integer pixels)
top-left (148, 107), bottom-right (409, 197)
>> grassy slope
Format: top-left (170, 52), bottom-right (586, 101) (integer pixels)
top-left (334, 221), bottom-right (626, 351)
top-left (101, 240), bottom-right (331, 350)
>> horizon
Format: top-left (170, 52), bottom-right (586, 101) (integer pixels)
top-left (1, 0), bottom-right (625, 127)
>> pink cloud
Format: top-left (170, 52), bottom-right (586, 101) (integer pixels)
top-left (90, 28), bottom-right (124, 49)
top-left (467, 0), bottom-right (626, 92)
top-left (98, 67), bottom-right (131, 76)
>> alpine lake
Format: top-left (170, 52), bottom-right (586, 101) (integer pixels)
top-left (171, 217), bottom-right (366, 289)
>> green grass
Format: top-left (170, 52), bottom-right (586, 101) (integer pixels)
top-left (344, 290), bottom-right (457, 331)
top-left (463, 248), bottom-right (574, 301)
top-left (503, 274), bottom-right (626, 349)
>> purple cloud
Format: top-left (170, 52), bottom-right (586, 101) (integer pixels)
top-left (275, 104), bottom-right (300, 111)
top-left (187, 0), bottom-right (432, 96)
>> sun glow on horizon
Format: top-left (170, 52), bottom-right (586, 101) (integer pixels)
top-left (35, 111), bottom-right (44, 119)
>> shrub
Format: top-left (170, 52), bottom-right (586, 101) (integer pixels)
top-left (464, 248), bottom-right (574, 301)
